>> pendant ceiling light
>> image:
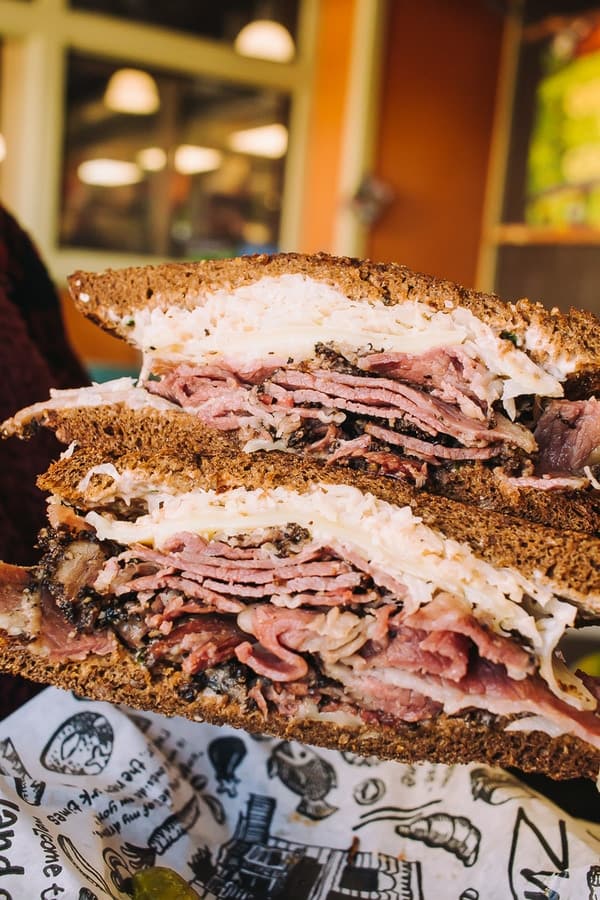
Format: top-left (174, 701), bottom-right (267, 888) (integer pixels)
top-left (77, 158), bottom-right (143, 187)
top-left (228, 123), bottom-right (288, 158)
top-left (174, 145), bottom-right (223, 175)
top-left (137, 147), bottom-right (167, 172)
top-left (104, 68), bottom-right (160, 115)
top-left (234, 19), bottom-right (295, 63)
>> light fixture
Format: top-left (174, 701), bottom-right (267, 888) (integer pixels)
top-left (137, 147), bottom-right (167, 172)
top-left (0, 134), bottom-right (5, 164)
top-left (104, 68), bottom-right (160, 115)
top-left (562, 144), bottom-right (600, 185)
top-left (234, 19), bottom-right (295, 62)
top-left (77, 158), bottom-right (143, 187)
top-left (228, 123), bottom-right (288, 159)
top-left (174, 145), bottom-right (223, 175)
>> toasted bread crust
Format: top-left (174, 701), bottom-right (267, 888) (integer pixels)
top-left (0, 636), bottom-right (597, 780)
top-left (430, 462), bottom-right (600, 535)
top-left (67, 252), bottom-right (600, 378)
top-left (34, 418), bottom-right (600, 617)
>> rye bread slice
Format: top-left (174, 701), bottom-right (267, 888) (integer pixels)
top-left (67, 252), bottom-right (600, 383)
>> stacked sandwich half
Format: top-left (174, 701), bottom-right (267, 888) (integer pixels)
top-left (2, 252), bottom-right (600, 779)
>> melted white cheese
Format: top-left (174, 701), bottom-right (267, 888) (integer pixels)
top-left (2, 378), bottom-right (180, 436)
top-left (504, 714), bottom-right (568, 738)
top-left (116, 275), bottom-right (566, 409)
top-left (78, 472), bottom-right (593, 710)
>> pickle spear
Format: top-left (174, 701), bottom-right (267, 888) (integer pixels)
top-left (130, 866), bottom-right (200, 899)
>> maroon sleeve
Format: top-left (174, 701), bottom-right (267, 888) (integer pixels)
top-left (0, 206), bottom-right (89, 565)
top-left (0, 205), bottom-right (89, 392)
top-left (0, 206), bottom-right (92, 714)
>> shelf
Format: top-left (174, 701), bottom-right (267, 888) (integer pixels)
top-left (492, 223), bottom-right (600, 246)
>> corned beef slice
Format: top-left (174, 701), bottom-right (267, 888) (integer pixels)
top-left (535, 398), bottom-right (600, 475)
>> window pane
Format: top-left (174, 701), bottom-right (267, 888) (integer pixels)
top-left (501, 3), bottom-right (600, 225)
top-left (68, 0), bottom-right (299, 49)
top-left (60, 53), bottom-right (290, 258)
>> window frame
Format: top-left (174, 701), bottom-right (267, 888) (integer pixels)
top-left (0, 0), bottom-right (319, 280)
top-left (476, 2), bottom-right (600, 301)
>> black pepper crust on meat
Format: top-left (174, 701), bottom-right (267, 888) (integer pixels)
top-left (34, 523), bottom-right (392, 656)
top-left (225, 523), bottom-right (311, 555)
top-left (310, 343), bottom-right (368, 375)
top-left (29, 526), bottom-right (381, 723)
top-left (37, 527), bottom-right (120, 630)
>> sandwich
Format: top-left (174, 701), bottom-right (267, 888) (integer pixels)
top-left (1, 440), bottom-right (600, 779)
top-left (5, 252), bottom-right (600, 533)
top-left (2, 251), bottom-right (600, 780)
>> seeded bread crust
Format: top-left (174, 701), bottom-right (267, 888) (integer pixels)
top-left (67, 252), bottom-right (600, 378)
top-left (35, 428), bottom-right (600, 617)
top-left (0, 636), bottom-right (597, 780)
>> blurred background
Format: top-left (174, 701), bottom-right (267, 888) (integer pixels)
top-left (0, 0), bottom-right (599, 377)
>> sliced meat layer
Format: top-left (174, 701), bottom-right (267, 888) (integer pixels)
top-left (535, 398), bottom-right (600, 475)
top-left (329, 672), bottom-right (443, 723)
top-left (399, 592), bottom-right (535, 680)
top-left (358, 346), bottom-right (503, 417)
top-left (93, 533), bottom-right (384, 617)
top-left (13, 527), bottom-right (600, 750)
top-left (144, 350), bottom-right (536, 482)
top-left (363, 626), bottom-right (471, 682)
top-left (269, 368), bottom-right (532, 450)
top-left (36, 588), bottom-right (116, 661)
top-left (363, 424), bottom-right (499, 463)
top-left (327, 658), bottom-right (600, 749)
top-left (234, 596), bottom-right (535, 689)
top-left (235, 604), bottom-right (382, 681)
top-left (145, 616), bottom-right (245, 674)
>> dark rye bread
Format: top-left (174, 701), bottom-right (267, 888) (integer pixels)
top-left (430, 462), bottom-right (600, 535)
top-left (0, 635), bottom-right (597, 780)
top-left (67, 252), bottom-right (600, 381)
top-left (38, 436), bottom-right (600, 617)
top-left (23, 403), bottom-right (600, 538)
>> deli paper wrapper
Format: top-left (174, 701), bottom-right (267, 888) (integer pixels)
top-left (0, 688), bottom-right (598, 899)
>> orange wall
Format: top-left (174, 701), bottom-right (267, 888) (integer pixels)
top-left (367, 0), bottom-right (503, 287)
top-left (298, 0), bottom-right (355, 252)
